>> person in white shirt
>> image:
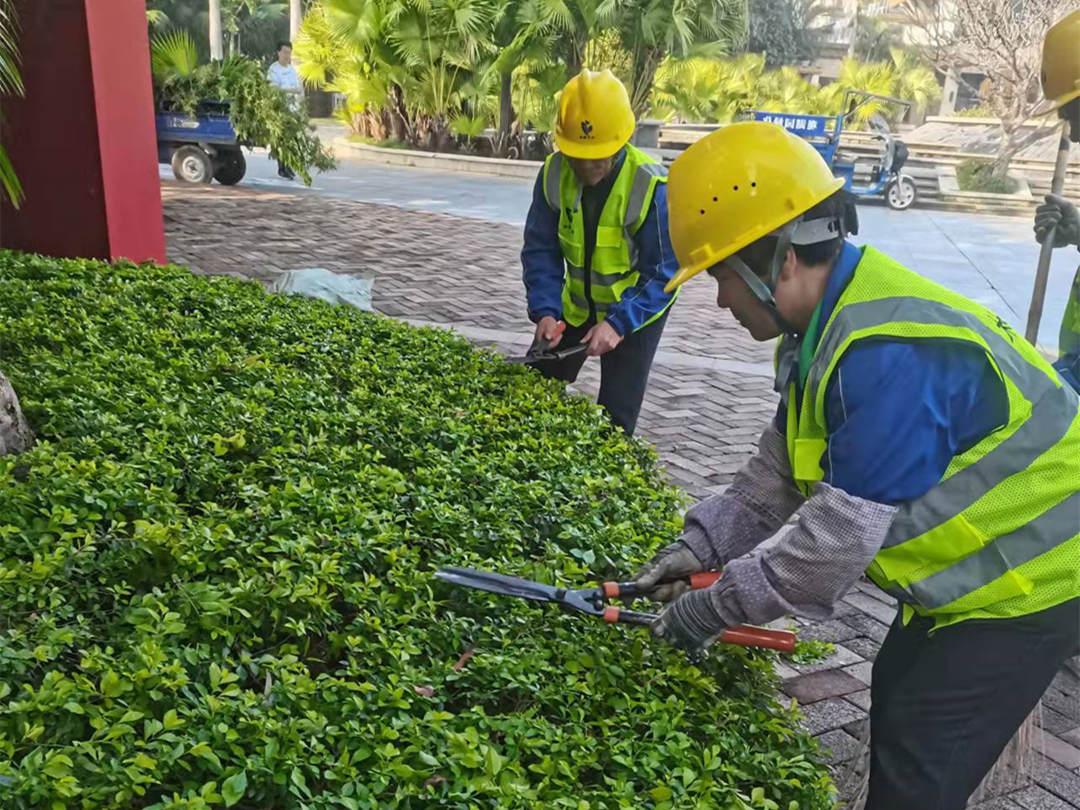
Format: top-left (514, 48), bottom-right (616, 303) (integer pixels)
top-left (266, 41), bottom-right (303, 180)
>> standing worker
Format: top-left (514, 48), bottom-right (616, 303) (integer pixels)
top-left (1033, 10), bottom-right (1080, 392)
top-left (634, 121), bottom-right (1080, 810)
top-left (521, 70), bottom-right (678, 435)
top-left (267, 40), bottom-right (303, 180)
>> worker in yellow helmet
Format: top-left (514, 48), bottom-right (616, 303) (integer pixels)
top-left (631, 121), bottom-right (1080, 809)
top-left (520, 70), bottom-right (678, 435)
top-left (1033, 9), bottom-right (1080, 392)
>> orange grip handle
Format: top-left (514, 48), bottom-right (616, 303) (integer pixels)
top-left (718, 625), bottom-right (796, 653)
top-left (688, 571), bottom-right (722, 589)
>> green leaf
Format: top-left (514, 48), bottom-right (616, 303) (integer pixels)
top-left (290, 767), bottom-right (310, 797)
top-left (162, 710), bottom-right (184, 730)
top-left (222, 770), bottom-right (248, 807)
top-left (649, 786), bottom-right (673, 802)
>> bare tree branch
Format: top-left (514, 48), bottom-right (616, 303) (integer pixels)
top-left (899, 0), bottom-right (1069, 176)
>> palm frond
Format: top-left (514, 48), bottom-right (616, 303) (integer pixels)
top-left (0, 143), bottom-right (22, 209)
top-left (151, 29), bottom-right (200, 80)
top-left (0, 0), bottom-right (23, 97)
top-left (146, 9), bottom-right (171, 29)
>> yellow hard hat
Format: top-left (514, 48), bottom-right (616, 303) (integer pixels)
top-left (1041, 10), bottom-right (1080, 109)
top-left (554, 70), bottom-right (636, 160)
top-left (664, 122), bottom-right (845, 293)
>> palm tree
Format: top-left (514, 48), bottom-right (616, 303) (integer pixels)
top-left (617, 0), bottom-right (748, 116)
top-left (319, 0), bottom-right (501, 149)
top-left (0, 0), bottom-right (23, 207)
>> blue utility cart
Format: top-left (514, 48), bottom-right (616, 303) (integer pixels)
top-left (156, 101), bottom-right (247, 185)
top-left (753, 91), bottom-right (918, 210)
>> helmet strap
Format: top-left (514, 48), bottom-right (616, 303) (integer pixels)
top-left (726, 253), bottom-right (798, 337)
top-left (728, 213), bottom-right (846, 338)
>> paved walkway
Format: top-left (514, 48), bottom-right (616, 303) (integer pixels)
top-left (183, 146), bottom-right (1078, 352)
top-left (162, 181), bottom-right (1080, 809)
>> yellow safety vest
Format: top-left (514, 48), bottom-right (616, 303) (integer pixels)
top-left (542, 145), bottom-right (673, 327)
top-left (779, 246), bottom-right (1080, 629)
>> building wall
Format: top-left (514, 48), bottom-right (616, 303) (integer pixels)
top-left (0, 0), bottom-right (165, 263)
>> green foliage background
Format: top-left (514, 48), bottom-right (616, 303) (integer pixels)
top-left (0, 253), bottom-right (833, 809)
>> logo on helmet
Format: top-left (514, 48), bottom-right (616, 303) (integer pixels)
top-left (580, 120), bottom-right (594, 140)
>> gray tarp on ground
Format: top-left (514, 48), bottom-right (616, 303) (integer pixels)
top-left (267, 267), bottom-right (374, 312)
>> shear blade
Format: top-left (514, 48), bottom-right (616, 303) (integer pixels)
top-left (435, 566), bottom-right (561, 604)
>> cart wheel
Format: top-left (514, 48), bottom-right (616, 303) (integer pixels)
top-left (886, 176), bottom-right (917, 210)
top-left (213, 150), bottom-right (247, 186)
top-left (171, 145), bottom-right (214, 184)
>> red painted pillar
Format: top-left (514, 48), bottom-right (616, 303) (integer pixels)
top-left (0, 0), bottom-right (166, 263)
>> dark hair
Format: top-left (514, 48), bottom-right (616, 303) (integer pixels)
top-left (736, 190), bottom-right (856, 272)
top-left (277, 41), bottom-right (292, 52)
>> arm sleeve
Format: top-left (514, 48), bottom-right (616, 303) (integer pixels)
top-left (698, 338), bottom-right (1008, 626)
top-left (266, 65), bottom-right (281, 88)
top-left (603, 183), bottom-right (680, 337)
top-left (703, 482), bottom-right (898, 626)
top-left (520, 171), bottom-right (566, 323)
top-left (680, 422), bottom-right (807, 569)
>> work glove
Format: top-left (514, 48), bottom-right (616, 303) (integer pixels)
top-left (633, 541), bottom-right (706, 603)
top-left (651, 587), bottom-right (727, 654)
top-left (1034, 194), bottom-right (1080, 248)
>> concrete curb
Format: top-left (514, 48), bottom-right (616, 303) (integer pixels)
top-left (332, 136), bottom-right (1038, 219)
top-left (333, 138), bottom-right (542, 180)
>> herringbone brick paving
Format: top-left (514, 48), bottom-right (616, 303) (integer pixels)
top-left (162, 183), bottom-right (1080, 809)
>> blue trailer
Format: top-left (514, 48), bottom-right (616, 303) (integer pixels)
top-left (156, 101), bottom-right (247, 185)
top-left (753, 91), bottom-right (918, 210)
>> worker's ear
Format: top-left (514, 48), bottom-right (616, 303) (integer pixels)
top-left (776, 246), bottom-right (799, 282)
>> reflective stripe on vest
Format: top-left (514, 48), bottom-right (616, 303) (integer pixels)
top-left (808, 295), bottom-right (1076, 552)
top-left (782, 245), bottom-right (1080, 625)
top-left (541, 146), bottom-right (670, 326)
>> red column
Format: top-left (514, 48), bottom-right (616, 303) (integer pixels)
top-left (0, 0), bottom-right (166, 263)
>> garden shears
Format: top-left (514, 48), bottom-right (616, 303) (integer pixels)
top-left (435, 567), bottom-right (796, 653)
top-left (507, 337), bottom-right (588, 365)
top-left (508, 319), bottom-right (585, 365)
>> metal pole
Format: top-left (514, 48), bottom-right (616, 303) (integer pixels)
top-left (1025, 117), bottom-right (1073, 345)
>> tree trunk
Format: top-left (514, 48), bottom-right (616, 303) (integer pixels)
top-left (630, 49), bottom-right (662, 119)
top-left (290, 0), bottom-right (303, 41)
top-left (992, 123), bottom-right (1021, 181)
top-left (208, 0), bottom-right (224, 61)
top-left (496, 71), bottom-right (514, 157)
top-left (0, 372), bottom-right (34, 457)
top-left (389, 85), bottom-right (409, 143)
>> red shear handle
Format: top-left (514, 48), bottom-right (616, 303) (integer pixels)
top-left (688, 571), bottom-right (722, 589)
top-left (603, 570), bottom-right (723, 600)
top-left (718, 625), bottom-right (796, 653)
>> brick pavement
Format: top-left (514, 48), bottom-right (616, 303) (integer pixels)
top-left (162, 183), bottom-right (1080, 809)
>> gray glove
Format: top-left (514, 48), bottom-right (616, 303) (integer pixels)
top-left (633, 541), bottom-right (705, 602)
top-left (1034, 194), bottom-right (1080, 248)
top-left (651, 587), bottom-right (726, 654)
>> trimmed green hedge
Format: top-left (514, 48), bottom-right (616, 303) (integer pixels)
top-left (0, 252), bottom-right (833, 810)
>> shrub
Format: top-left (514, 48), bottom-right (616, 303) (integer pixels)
top-left (0, 252), bottom-right (833, 809)
top-left (956, 159), bottom-right (1019, 194)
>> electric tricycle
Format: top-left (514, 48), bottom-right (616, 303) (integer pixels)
top-left (156, 100), bottom-right (247, 186)
top-left (753, 90), bottom-right (918, 210)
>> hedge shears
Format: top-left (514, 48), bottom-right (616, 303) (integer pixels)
top-left (435, 567), bottom-right (796, 653)
top-left (508, 320), bottom-right (588, 365)
top-left (507, 338), bottom-right (587, 365)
